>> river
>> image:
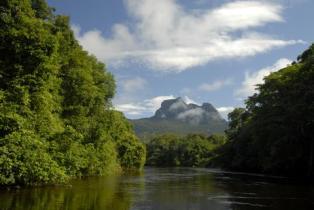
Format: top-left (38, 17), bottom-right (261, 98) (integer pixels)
top-left (0, 167), bottom-right (313, 210)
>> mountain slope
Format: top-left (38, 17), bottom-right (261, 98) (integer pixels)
top-left (130, 97), bottom-right (228, 138)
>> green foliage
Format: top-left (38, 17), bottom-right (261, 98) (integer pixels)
top-left (31, 0), bottom-right (53, 19)
top-left (219, 44), bottom-right (314, 176)
top-left (117, 137), bottom-right (146, 169)
top-left (146, 134), bottom-right (226, 167)
top-left (0, 0), bottom-right (145, 186)
top-left (0, 130), bottom-right (67, 185)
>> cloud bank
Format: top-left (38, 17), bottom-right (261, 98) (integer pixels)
top-left (115, 95), bottom-right (176, 116)
top-left (73, 0), bottom-right (303, 72)
top-left (217, 106), bottom-right (235, 120)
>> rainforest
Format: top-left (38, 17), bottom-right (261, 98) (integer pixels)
top-left (1, 0), bottom-right (314, 210)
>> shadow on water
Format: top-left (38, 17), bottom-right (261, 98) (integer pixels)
top-left (1, 167), bottom-right (314, 210)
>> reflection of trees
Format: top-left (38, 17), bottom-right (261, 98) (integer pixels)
top-left (0, 175), bottom-right (135, 210)
top-left (2, 168), bottom-right (313, 210)
top-left (213, 172), bottom-right (314, 210)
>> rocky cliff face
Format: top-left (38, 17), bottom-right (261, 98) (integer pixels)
top-left (130, 97), bottom-right (228, 138)
top-left (153, 97), bottom-right (224, 124)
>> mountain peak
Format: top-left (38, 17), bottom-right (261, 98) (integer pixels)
top-left (154, 97), bottom-right (188, 119)
top-left (131, 97), bottom-right (228, 137)
top-left (201, 103), bottom-right (216, 112)
top-left (152, 97), bottom-right (224, 124)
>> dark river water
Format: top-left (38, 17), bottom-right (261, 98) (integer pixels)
top-left (1, 167), bottom-right (314, 210)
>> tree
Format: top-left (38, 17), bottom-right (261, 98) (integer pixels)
top-left (219, 44), bottom-right (314, 177)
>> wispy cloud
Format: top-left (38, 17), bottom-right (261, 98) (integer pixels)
top-left (73, 0), bottom-right (303, 72)
top-left (235, 58), bottom-right (292, 98)
top-left (115, 95), bottom-right (175, 117)
top-left (199, 79), bottom-right (233, 92)
top-left (183, 96), bottom-right (199, 105)
top-left (114, 103), bottom-right (147, 115)
top-left (177, 108), bottom-right (205, 124)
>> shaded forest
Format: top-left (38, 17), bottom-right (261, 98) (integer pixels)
top-left (218, 44), bottom-right (314, 177)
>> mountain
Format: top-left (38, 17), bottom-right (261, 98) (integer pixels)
top-left (130, 97), bottom-right (228, 138)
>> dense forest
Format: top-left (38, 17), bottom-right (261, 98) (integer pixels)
top-left (0, 0), bottom-right (145, 186)
top-left (218, 44), bottom-right (314, 177)
top-left (146, 134), bottom-right (226, 167)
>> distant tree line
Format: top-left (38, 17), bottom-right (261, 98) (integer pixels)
top-left (0, 0), bottom-right (145, 186)
top-left (146, 134), bottom-right (226, 167)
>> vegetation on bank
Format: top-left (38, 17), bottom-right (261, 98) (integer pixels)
top-left (217, 44), bottom-right (314, 177)
top-left (146, 134), bottom-right (226, 167)
top-left (0, 0), bottom-right (145, 186)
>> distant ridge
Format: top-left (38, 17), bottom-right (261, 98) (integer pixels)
top-left (130, 97), bottom-right (228, 138)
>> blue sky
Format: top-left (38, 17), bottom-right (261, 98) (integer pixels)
top-left (48, 0), bottom-right (313, 119)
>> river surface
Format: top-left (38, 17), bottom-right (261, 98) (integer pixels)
top-left (1, 167), bottom-right (314, 210)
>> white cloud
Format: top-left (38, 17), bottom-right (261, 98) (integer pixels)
top-left (121, 77), bottom-right (147, 92)
top-left (114, 95), bottom-right (200, 117)
top-left (115, 95), bottom-right (175, 117)
top-left (177, 108), bottom-right (205, 124)
top-left (177, 108), bottom-right (204, 119)
top-left (73, 0), bottom-right (303, 72)
top-left (169, 99), bottom-right (187, 111)
top-left (235, 58), bottom-right (292, 98)
top-left (73, 24), bottom-right (137, 63)
top-left (217, 106), bottom-right (235, 119)
top-left (114, 103), bottom-right (147, 115)
top-left (143, 95), bottom-right (176, 112)
top-left (199, 79), bottom-right (233, 92)
top-left (168, 96), bottom-right (200, 111)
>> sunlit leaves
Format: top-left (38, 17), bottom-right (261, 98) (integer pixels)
top-left (0, 0), bottom-right (145, 185)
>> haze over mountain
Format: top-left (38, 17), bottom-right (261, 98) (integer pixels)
top-left (130, 97), bottom-right (228, 138)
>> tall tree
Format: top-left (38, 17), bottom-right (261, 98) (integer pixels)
top-left (219, 44), bottom-right (314, 177)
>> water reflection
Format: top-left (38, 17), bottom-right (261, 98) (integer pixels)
top-left (0, 167), bottom-right (314, 210)
top-left (0, 175), bottom-right (135, 210)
